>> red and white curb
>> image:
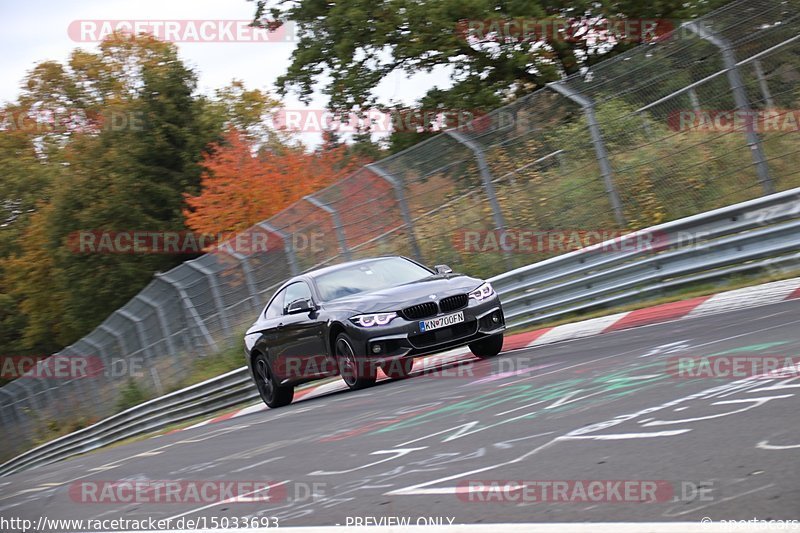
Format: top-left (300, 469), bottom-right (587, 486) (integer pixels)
top-left (170, 277), bottom-right (800, 434)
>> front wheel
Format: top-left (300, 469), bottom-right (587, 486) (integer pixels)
top-left (469, 334), bottom-right (504, 359)
top-left (253, 353), bottom-right (294, 408)
top-left (335, 333), bottom-right (377, 390)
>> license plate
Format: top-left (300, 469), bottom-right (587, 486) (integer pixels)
top-left (419, 311), bottom-right (465, 332)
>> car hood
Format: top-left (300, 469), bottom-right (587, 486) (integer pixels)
top-left (322, 274), bottom-right (484, 314)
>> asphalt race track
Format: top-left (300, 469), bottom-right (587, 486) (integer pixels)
top-left (2, 299), bottom-right (800, 529)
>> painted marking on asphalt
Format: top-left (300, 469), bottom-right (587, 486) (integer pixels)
top-left (662, 483), bottom-right (774, 517)
top-left (164, 479), bottom-right (290, 522)
top-left (467, 362), bottom-right (558, 385)
top-left (756, 440), bottom-right (800, 450)
top-left (386, 318), bottom-right (800, 497)
top-left (641, 395), bottom-right (794, 427)
top-left (494, 400), bottom-right (548, 417)
top-left (560, 430), bottom-right (693, 440)
top-left (310, 448), bottom-right (428, 476)
top-left (231, 456), bottom-right (284, 473)
top-left (503, 315), bottom-right (800, 388)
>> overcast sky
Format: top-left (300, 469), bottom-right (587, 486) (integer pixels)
top-left (1, 0), bottom-right (452, 144)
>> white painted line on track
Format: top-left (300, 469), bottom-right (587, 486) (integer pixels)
top-left (164, 480), bottom-right (290, 522)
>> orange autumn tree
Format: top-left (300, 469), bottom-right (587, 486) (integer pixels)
top-left (184, 129), bottom-right (367, 234)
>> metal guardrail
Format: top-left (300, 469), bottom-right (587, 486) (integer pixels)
top-left (1, 187), bottom-right (799, 477)
top-left (0, 367), bottom-right (256, 477)
top-left (492, 187), bottom-right (800, 329)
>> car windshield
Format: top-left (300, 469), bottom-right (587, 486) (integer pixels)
top-left (313, 257), bottom-right (432, 301)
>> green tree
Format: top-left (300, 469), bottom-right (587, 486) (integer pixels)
top-left (250, 0), bottom-right (731, 149)
top-left (2, 34), bottom-right (228, 349)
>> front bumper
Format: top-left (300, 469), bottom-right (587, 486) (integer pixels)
top-left (343, 295), bottom-right (505, 363)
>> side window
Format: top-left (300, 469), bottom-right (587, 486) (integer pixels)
top-left (264, 288), bottom-right (287, 319)
top-left (283, 282), bottom-right (312, 311)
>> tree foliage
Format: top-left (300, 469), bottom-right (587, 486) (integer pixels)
top-left (0, 34), bottom-right (272, 352)
top-left (250, 0), bottom-right (730, 149)
top-left (184, 129), bottom-right (368, 234)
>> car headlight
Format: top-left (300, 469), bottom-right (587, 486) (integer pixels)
top-left (350, 312), bottom-right (398, 327)
top-left (469, 282), bottom-right (495, 301)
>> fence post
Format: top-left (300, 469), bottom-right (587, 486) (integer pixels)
top-left (688, 88), bottom-right (702, 113)
top-left (258, 222), bottom-right (299, 276)
top-left (155, 273), bottom-right (218, 351)
top-left (82, 337), bottom-right (114, 407)
top-left (116, 309), bottom-right (164, 396)
top-left (752, 60), bottom-right (775, 108)
top-left (304, 195), bottom-right (352, 260)
top-left (182, 261), bottom-right (231, 336)
top-left (135, 294), bottom-right (179, 363)
top-left (12, 379), bottom-right (40, 410)
top-left (686, 22), bottom-right (774, 195)
top-left (218, 244), bottom-right (262, 311)
top-left (55, 345), bottom-right (95, 412)
top-left (366, 163), bottom-right (423, 261)
top-left (444, 130), bottom-right (508, 232)
top-left (547, 81), bottom-right (626, 227)
top-left (0, 389), bottom-right (17, 430)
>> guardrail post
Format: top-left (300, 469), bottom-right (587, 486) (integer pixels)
top-left (366, 163), bottom-right (423, 261)
top-left (444, 130), bottom-right (508, 233)
top-left (303, 195), bottom-right (352, 260)
top-left (184, 261), bottom-right (231, 335)
top-left (116, 310), bottom-right (164, 396)
top-left (155, 273), bottom-right (218, 351)
top-left (547, 81), bottom-right (626, 227)
top-left (258, 222), bottom-right (299, 276)
top-left (686, 22), bottom-right (774, 195)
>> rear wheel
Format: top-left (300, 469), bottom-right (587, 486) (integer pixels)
top-left (335, 333), bottom-right (377, 390)
top-left (383, 357), bottom-right (414, 380)
top-left (253, 353), bottom-right (294, 408)
top-left (469, 334), bottom-right (504, 359)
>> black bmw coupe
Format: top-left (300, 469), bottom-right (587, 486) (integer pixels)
top-left (244, 256), bottom-right (505, 407)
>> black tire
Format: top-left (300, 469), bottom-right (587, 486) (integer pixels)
top-left (335, 333), bottom-right (377, 390)
top-left (383, 357), bottom-right (414, 380)
top-left (469, 333), bottom-right (504, 359)
top-left (253, 353), bottom-right (294, 408)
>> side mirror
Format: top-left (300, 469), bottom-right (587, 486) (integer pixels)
top-left (286, 298), bottom-right (314, 315)
top-left (434, 264), bottom-right (454, 275)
